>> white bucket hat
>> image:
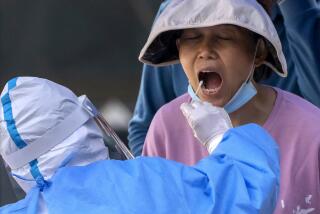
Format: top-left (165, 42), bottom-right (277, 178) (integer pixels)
top-left (139, 0), bottom-right (287, 77)
top-left (0, 77), bottom-right (109, 192)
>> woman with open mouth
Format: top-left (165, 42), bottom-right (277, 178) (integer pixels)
top-left (139, 0), bottom-right (320, 213)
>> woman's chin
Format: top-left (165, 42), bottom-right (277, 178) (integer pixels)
top-left (199, 94), bottom-right (225, 108)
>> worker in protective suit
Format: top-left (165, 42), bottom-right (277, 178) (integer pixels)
top-left (0, 77), bottom-right (279, 213)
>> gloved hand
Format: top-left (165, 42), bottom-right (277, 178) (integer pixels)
top-left (180, 101), bottom-right (233, 154)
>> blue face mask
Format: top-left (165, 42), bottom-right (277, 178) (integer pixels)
top-left (223, 80), bottom-right (257, 113)
top-left (188, 41), bottom-right (260, 113)
top-left (187, 81), bottom-right (257, 113)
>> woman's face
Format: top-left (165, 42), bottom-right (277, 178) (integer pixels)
top-left (177, 25), bottom-right (257, 107)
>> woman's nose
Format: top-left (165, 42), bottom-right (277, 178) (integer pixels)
top-left (197, 39), bottom-right (218, 60)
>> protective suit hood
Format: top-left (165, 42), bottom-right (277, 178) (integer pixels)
top-left (0, 77), bottom-right (109, 192)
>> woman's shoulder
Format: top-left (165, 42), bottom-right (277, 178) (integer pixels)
top-left (155, 93), bottom-right (191, 118)
top-left (265, 88), bottom-right (320, 148)
top-left (149, 93), bottom-right (191, 133)
top-left (275, 88), bottom-right (320, 115)
top-left (271, 88), bottom-right (320, 130)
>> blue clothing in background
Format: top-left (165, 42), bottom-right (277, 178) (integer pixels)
top-left (0, 124), bottom-right (279, 214)
top-left (128, 0), bottom-right (320, 156)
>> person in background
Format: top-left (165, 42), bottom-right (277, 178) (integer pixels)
top-left (128, 0), bottom-right (320, 157)
top-left (0, 77), bottom-right (279, 213)
top-left (139, 0), bottom-right (320, 213)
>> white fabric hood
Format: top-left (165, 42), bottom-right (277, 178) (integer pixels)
top-left (139, 0), bottom-right (287, 77)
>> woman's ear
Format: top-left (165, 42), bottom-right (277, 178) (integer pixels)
top-left (255, 39), bottom-right (268, 67)
top-left (176, 39), bottom-right (180, 50)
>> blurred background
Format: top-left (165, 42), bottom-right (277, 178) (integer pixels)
top-left (0, 0), bottom-right (161, 205)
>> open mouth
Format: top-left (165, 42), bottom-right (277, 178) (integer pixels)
top-left (198, 70), bottom-right (223, 94)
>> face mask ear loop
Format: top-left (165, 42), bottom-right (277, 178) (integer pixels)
top-left (245, 39), bottom-right (261, 84)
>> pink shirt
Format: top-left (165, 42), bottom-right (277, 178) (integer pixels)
top-left (143, 88), bottom-right (320, 214)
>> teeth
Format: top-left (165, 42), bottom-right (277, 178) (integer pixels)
top-left (201, 70), bottom-right (213, 73)
top-left (204, 88), bottom-right (219, 94)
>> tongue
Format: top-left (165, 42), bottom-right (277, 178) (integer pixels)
top-left (205, 72), bottom-right (222, 90)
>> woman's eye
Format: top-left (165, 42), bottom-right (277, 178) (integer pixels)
top-left (181, 35), bottom-right (200, 40)
top-left (216, 35), bottom-right (231, 40)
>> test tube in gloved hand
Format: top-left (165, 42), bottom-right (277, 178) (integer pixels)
top-left (180, 101), bottom-right (233, 154)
